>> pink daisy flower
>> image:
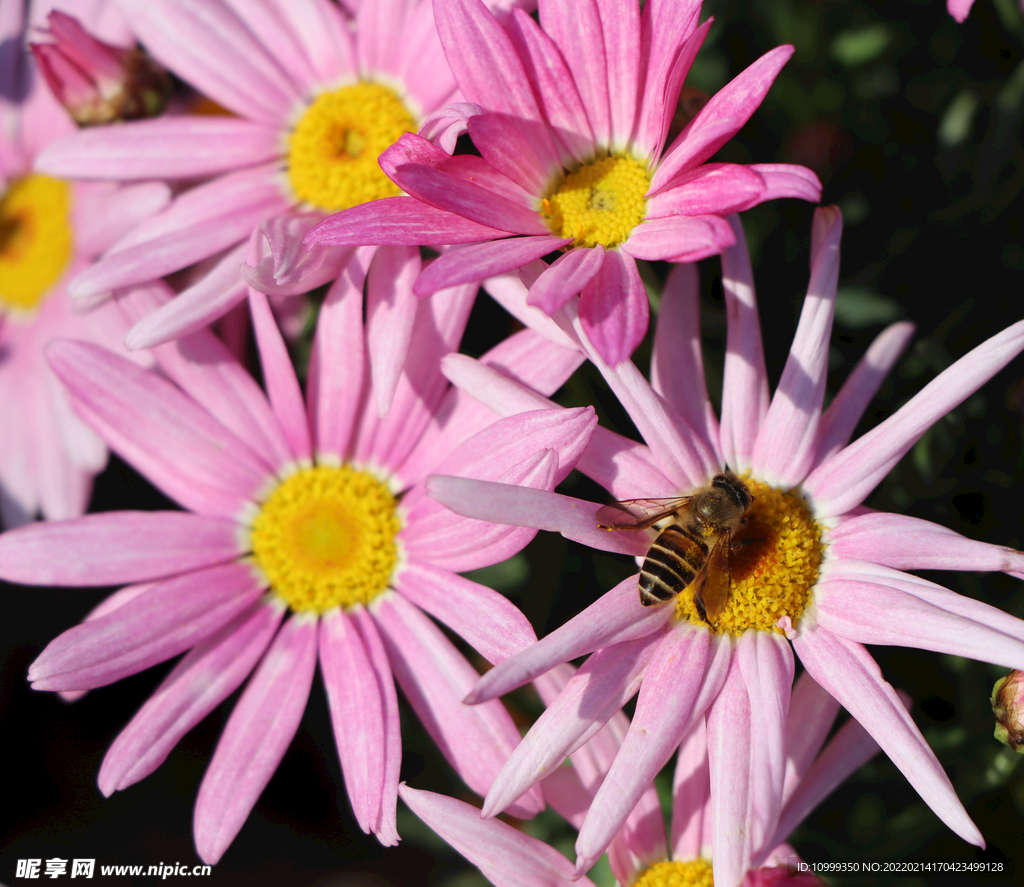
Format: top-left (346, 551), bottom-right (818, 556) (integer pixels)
top-left (400, 670), bottom-right (884, 887)
top-left (0, 266), bottom-right (592, 864)
top-left (428, 206), bottom-right (1024, 881)
top-left (34, 0), bottom-right (514, 391)
top-left (307, 0), bottom-right (821, 366)
top-left (0, 0), bottom-right (168, 526)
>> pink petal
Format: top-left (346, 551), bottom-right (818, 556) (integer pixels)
top-left (399, 786), bottom-right (596, 887)
top-left (652, 45), bottom-right (795, 192)
top-left (527, 245), bottom-right (605, 315)
top-left (99, 599), bottom-right (284, 794)
top-left (413, 236), bottom-right (571, 297)
top-left (751, 205), bottom-right (842, 488)
top-left (320, 607), bottom-right (400, 845)
top-left (794, 627), bottom-right (984, 847)
top-left (482, 268), bottom-right (582, 349)
top-left (814, 321), bottom-right (916, 465)
top-left (577, 249), bottom-right (649, 366)
top-left (242, 212), bottom-right (352, 297)
top-left (36, 117), bottom-right (282, 180)
top-left (468, 113), bottom-right (554, 194)
top-left (47, 340), bottom-right (271, 515)
top-left (28, 563), bottom-right (265, 692)
top-left (0, 511), bottom-right (240, 586)
top-left (947, 0), bottom-right (976, 22)
top-left (467, 576), bottom-right (675, 704)
top-left (623, 214), bottom-right (736, 263)
top-left (647, 164), bottom-right (767, 218)
top-left (395, 561), bottom-right (537, 665)
top-left (651, 262), bottom-right (721, 463)
top-left (781, 671), bottom-right (840, 806)
top-left (719, 215), bottom-right (769, 473)
top-left (747, 163), bottom-right (823, 204)
top-left (481, 631), bottom-right (667, 818)
top-left (366, 245), bottom-right (421, 417)
top-left (307, 196), bottom-right (510, 247)
top-left (375, 593), bottom-right (545, 818)
top-left (194, 614), bottom-right (318, 864)
top-left (670, 718), bottom-right (712, 862)
top-left (73, 182), bottom-right (171, 258)
top-left (805, 319), bottom-right (1024, 517)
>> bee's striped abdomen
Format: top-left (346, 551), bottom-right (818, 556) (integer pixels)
top-left (639, 525), bottom-right (708, 605)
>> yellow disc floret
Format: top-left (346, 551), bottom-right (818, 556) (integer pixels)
top-left (250, 465), bottom-right (401, 613)
top-left (0, 175), bottom-right (73, 314)
top-left (541, 153), bottom-right (651, 249)
top-left (633, 859), bottom-right (715, 887)
top-left (675, 479), bottom-right (824, 635)
top-left (287, 82), bottom-right (416, 212)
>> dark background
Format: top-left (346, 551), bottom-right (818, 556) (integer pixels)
top-left (3, 0), bottom-right (1024, 884)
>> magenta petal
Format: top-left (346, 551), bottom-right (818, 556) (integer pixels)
top-left (374, 593), bottom-right (544, 818)
top-left (320, 607), bottom-right (400, 845)
top-left (794, 627), bottom-right (984, 847)
top-left (747, 163), bottom-right (822, 204)
top-left (0, 511), bottom-right (240, 586)
top-left (578, 250), bottom-right (649, 366)
top-left (28, 563), bottom-right (265, 692)
top-left (194, 614), bottom-right (318, 864)
top-left (527, 245), bottom-right (605, 315)
top-left (413, 236), bottom-right (572, 297)
top-left (99, 599), bottom-right (284, 794)
top-left (467, 576), bottom-right (674, 703)
top-left (647, 164), bottom-right (766, 218)
top-left (481, 632), bottom-right (667, 819)
top-left (400, 786), bottom-right (595, 887)
top-left (468, 113), bottom-right (553, 194)
top-left (395, 561), bottom-right (537, 665)
top-left (623, 214), bottom-right (736, 263)
top-left (307, 196), bottom-right (509, 247)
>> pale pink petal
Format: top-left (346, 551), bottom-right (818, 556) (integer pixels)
top-left (400, 786), bottom-right (596, 887)
top-left (271, 0), bottom-right (356, 86)
top-left (814, 322), bottom-right (916, 466)
top-left (719, 215), bottom-right (769, 473)
top-left (194, 614), bottom-right (318, 864)
top-left (28, 563), bottom-right (265, 692)
top-left (0, 511), bottom-right (240, 586)
top-left (424, 477), bottom-right (650, 559)
top-left (827, 512), bottom-right (1024, 578)
top-left (781, 671), bottom-right (840, 806)
top-left (99, 599), bottom-right (284, 794)
top-left (47, 340), bottom-right (270, 515)
top-left (670, 718), bottom-right (712, 862)
top-left (396, 2), bottom-right (460, 114)
top-left (307, 196), bottom-right (510, 247)
top-left (577, 249), bottom-right (649, 365)
top-left (793, 626), bottom-right (984, 847)
top-left (575, 626), bottom-right (716, 874)
top-left (374, 593), bottom-right (545, 818)
top-left (73, 182), bottom-right (171, 258)
top-left (242, 213), bottom-right (352, 297)
top-left (751, 206), bottom-right (842, 488)
top-left (651, 263), bottom-right (721, 463)
top-left (320, 607), bottom-right (400, 845)
top-left (308, 249), bottom-right (372, 461)
top-left (413, 236), bottom-right (570, 297)
top-left (468, 113), bottom-right (554, 194)
top-left (652, 45), bottom-right (795, 193)
top-left (395, 561), bottom-right (537, 665)
top-left (538, 0), bottom-right (610, 145)
top-left (541, 767), bottom-right (594, 831)
top-left (367, 245), bottom-right (421, 417)
top-left (647, 164), bottom-right (767, 218)
top-left (36, 117), bottom-right (282, 180)
top-left (249, 289), bottom-right (312, 462)
top-left (467, 576), bottom-right (675, 704)
top-left (805, 319), bottom-right (1024, 517)
top-left (527, 245), bottom-right (605, 315)
top-left (481, 631), bottom-right (667, 818)
top-left (623, 214), bottom-right (736, 264)
top-left (605, 777), bottom-right (666, 886)
top-left (123, 243), bottom-right (250, 350)
top-left (505, 8), bottom-right (595, 164)
top-left (218, 0), bottom-right (320, 91)
top-left (483, 269), bottom-right (581, 349)
top-left (116, 0), bottom-right (298, 124)
top-left (948, 0), bottom-right (976, 22)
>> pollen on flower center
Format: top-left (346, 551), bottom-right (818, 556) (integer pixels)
top-left (0, 175), bottom-right (73, 314)
top-left (540, 153), bottom-right (650, 249)
top-left (675, 478), bottom-right (824, 635)
top-left (287, 82), bottom-right (416, 212)
top-left (249, 465), bottom-right (402, 613)
top-left (633, 858), bottom-right (715, 887)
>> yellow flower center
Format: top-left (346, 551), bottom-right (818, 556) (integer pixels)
top-left (287, 82), bottom-right (417, 212)
top-left (540, 153), bottom-right (650, 249)
top-left (0, 175), bottom-right (73, 314)
top-left (675, 479), bottom-right (824, 635)
top-left (249, 465), bottom-right (402, 613)
top-left (633, 859), bottom-right (715, 887)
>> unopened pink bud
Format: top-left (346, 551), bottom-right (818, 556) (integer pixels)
top-left (991, 670), bottom-right (1024, 753)
top-left (742, 863), bottom-right (826, 887)
top-left (29, 11), bottom-right (170, 126)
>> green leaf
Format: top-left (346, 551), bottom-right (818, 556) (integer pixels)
top-left (834, 287), bottom-right (902, 328)
top-left (830, 24), bottom-right (893, 66)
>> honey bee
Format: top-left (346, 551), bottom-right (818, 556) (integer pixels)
top-left (596, 472), bottom-right (754, 623)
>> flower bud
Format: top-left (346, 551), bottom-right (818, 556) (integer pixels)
top-left (991, 670), bottom-right (1024, 753)
top-left (29, 11), bottom-right (170, 126)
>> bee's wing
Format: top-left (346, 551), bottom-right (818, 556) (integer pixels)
top-left (693, 533), bottom-right (732, 624)
top-left (596, 497), bottom-right (691, 531)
